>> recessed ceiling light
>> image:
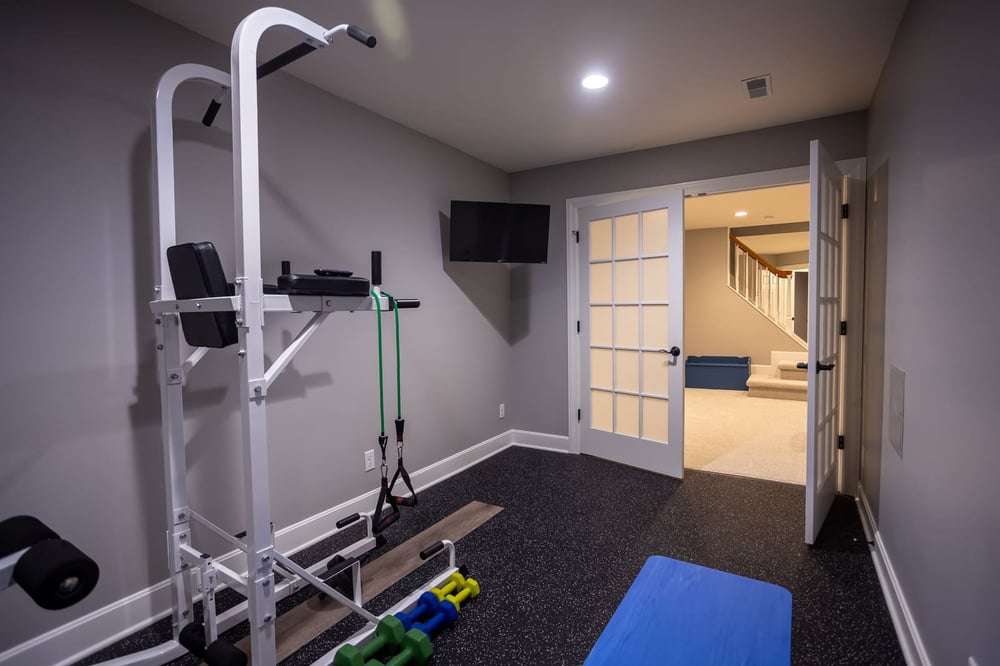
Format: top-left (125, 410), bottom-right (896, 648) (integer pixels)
top-left (581, 74), bottom-right (609, 90)
top-left (734, 210), bottom-right (748, 217)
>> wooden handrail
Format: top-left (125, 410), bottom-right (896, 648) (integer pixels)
top-left (729, 234), bottom-right (792, 278)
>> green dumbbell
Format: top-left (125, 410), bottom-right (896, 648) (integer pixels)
top-left (444, 577), bottom-right (480, 611)
top-left (383, 629), bottom-right (433, 666)
top-left (334, 616), bottom-right (406, 666)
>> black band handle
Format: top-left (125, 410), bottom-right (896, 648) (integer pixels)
top-left (371, 251), bottom-right (382, 287)
top-left (419, 541), bottom-right (445, 560)
top-left (372, 509), bottom-right (398, 535)
top-left (335, 513), bottom-right (360, 529)
top-left (202, 99), bottom-right (222, 127)
top-left (347, 25), bottom-right (378, 48)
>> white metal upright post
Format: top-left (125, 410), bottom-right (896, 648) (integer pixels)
top-left (229, 9), bottom-right (334, 664)
top-left (152, 64), bottom-right (232, 642)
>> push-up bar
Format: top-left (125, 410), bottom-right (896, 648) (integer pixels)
top-left (202, 23), bottom-right (377, 127)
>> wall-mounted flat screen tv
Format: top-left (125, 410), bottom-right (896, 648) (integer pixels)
top-left (449, 200), bottom-right (550, 263)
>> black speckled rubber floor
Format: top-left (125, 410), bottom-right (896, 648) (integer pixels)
top-left (78, 447), bottom-right (904, 665)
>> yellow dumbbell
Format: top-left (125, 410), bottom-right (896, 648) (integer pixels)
top-left (444, 577), bottom-right (480, 611)
top-left (431, 572), bottom-right (466, 602)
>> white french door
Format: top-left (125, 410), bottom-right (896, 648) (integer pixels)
top-left (577, 190), bottom-right (685, 477)
top-left (805, 140), bottom-right (845, 544)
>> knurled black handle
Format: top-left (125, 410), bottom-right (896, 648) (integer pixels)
top-left (419, 541), bottom-right (445, 560)
top-left (202, 99), bottom-right (222, 127)
top-left (347, 25), bottom-right (377, 48)
top-left (335, 513), bottom-right (360, 529)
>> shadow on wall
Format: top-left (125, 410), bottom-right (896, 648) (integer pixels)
top-left (439, 211), bottom-right (516, 342)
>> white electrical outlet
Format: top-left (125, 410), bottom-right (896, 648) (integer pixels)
top-left (499, 403), bottom-right (505, 419)
top-left (364, 449), bottom-right (375, 472)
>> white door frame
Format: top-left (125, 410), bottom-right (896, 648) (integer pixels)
top-left (566, 160), bottom-right (865, 481)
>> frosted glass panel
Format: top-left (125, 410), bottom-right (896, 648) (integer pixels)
top-left (591, 348), bottom-right (613, 389)
top-left (642, 352), bottom-right (669, 396)
top-left (615, 260), bottom-right (639, 302)
top-left (592, 390), bottom-right (613, 432)
top-left (616, 350), bottom-right (640, 393)
top-left (642, 305), bottom-right (669, 348)
top-left (591, 306), bottom-right (613, 347)
top-left (642, 398), bottom-right (669, 443)
top-left (616, 394), bottom-right (640, 437)
top-left (615, 214), bottom-right (639, 258)
top-left (615, 306), bottom-right (639, 347)
top-left (591, 218), bottom-right (613, 261)
top-left (642, 208), bottom-right (669, 255)
top-left (642, 257), bottom-right (669, 301)
top-left (590, 262), bottom-right (613, 303)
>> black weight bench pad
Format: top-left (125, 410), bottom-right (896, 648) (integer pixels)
top-left (166, 242), bottom-right (238, 349)
top-left (276, 273), bottom-right (370, 296)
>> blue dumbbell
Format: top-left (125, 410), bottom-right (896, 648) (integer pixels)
top-left (413, 595), bottom-right (459, 637)
top-left (395, 592), bottom-right (440, 631)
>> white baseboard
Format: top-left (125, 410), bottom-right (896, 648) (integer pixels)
top-left (856, 487), bottom-right (931, 666)
top-left (0, 429), bottom-right (561, 666)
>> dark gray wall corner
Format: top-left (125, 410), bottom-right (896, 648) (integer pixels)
top-left (865, 0), bottom-right (1000, 663)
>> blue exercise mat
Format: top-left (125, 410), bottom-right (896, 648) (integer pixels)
top-left (585, 556), bottom-right (792, 665)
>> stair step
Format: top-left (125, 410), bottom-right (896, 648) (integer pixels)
top-left (746, 374), bottom-right (807, 402)
top-left (776, 360), bottom-right (808, 380)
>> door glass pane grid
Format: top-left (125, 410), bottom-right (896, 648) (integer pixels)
top-left (589, 208), bottom-right (672, 439)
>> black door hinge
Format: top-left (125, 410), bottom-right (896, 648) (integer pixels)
top-left (577, 320), bottom-right (580, 333)
top-left (841, 203), bottom-right (849, 219)
top-left (837, 435), bottom-right (845, 450)
top-left (573, 230), bottom-right (580, 243)
top-left (840, 321), bottom-right (847, 335)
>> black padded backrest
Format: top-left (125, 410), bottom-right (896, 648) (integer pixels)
top-left (166, 242), bottom-right (238, 349)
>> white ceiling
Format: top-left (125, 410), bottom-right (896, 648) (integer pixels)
top-left (686, 183), bottom-right (810, 254)
top-left (129, 0), bottom-right (908, 172)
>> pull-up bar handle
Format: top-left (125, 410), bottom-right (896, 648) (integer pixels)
top-left (201, 23), bottom-right (378, 126)
top-left (346, 24), bottom-right (377, 48)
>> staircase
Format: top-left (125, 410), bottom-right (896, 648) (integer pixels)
top-left (728, 234), bottom-right (806, 346)
top-left (746, 352), bottom-right (807, 401)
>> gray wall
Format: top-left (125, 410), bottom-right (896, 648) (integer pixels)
top-left (685, 228), bottom-right (805, 363)
top-left (866, 0), bottom-right (1000, 663)
top-left (0, 0), bottom-right (509, 649)
top-left (509, 113), bottom-right (867, 435)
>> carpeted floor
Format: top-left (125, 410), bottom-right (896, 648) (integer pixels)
top-left (685, 388), bottom-right (807, 484)
top-left (79, 447), bottom-right (903, 666)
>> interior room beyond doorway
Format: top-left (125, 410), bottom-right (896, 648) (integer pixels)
top-left (683, 184), bottom-right (809, 484)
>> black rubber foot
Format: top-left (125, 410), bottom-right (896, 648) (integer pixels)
top-left (13, 538), bottom-right (100, 610)
top-left (178, 622), bottom-right (207, 657)
top-left (205, 639), bottom-right (248, 666)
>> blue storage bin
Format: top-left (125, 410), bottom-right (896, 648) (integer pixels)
top-left (685, 355), bottom-right (750, 391)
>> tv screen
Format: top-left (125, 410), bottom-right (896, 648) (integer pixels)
top-left (449, 200), bottom-right (550, 263)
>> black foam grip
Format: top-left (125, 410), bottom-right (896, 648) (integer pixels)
top-left (372, 511), bottom-right (398, 535)
top-left (393, 496), bottom-right (417, 507)
top-left (257, 42), bottom-right (317, 79)
top-left (395, 418), bottom-right (405, 440)
top-left (371, 251), bottom-right (382, 286)
top-left (394, 299), bottom-right (420, 309)
top-left (419, 541), bottom-right (445, 560)
top-left (347, 25), bottom-right (377, 48)
top-left (202, 99), bottom-right (222, 127)
top-left (335, 513), bottom-right (360, 529)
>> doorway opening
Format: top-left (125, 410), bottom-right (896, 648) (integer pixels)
top-left (682, 184), bottom-right (809, 484)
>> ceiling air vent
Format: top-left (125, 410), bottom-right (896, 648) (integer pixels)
top-left (742, 74), bottom-right (772, 100)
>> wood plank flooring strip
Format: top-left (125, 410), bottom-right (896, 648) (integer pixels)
top-left (231, 501), bottom-right (503, 663)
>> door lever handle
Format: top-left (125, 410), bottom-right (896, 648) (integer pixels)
top-left (798, 361), bottom-right (835, 373)
top-left (657, 346), bottom-right (681, 358)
